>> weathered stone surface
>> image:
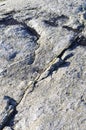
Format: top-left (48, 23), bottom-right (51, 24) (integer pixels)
top-left (13, 46), bottom-right (86, 130)
top-left (0, 0), bottom-right (86, 129)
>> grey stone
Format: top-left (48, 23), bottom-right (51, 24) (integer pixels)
top-left (0, 0), bottom-right (86, 130)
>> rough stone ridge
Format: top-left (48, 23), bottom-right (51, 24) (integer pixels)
top-left (0, 0), bottom-right (86, 130)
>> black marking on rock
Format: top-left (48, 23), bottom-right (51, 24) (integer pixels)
top-left (63, 24), bottom-right (84, 32)
top-left (0, 15), bottom-right (19, 25)
top-left (44, 19), bottom-right (58, 27)
top-left (44, 14), bottom-right (69, 27)
top-left (7, 52), bottom-right (17, 61)
top-left (77, 35), bottom-right (86, 46)
top-left (3, 10), bottom-right (16, 16)
top-left (63, 53), bottom-right (74, 61)
top-left (4, 96), bottom-right (17, 110)
top-left (28, 80), bottom-right (38, 93)
top-left (80, 95), bottom-right (86, 105)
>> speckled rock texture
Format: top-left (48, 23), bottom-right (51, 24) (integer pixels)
top-left (0, 0), bottom-right (86, 130)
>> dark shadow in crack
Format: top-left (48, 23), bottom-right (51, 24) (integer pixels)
top-left (77, 35), bottom-right (86, 46)
top-left (63, 53), bottom-right (74, 61)
top-left (0, 15), bottom-right (20, 25)
top-left (59, 61), bottom-right (70, 68)
top-left (43, 14), bottom-right (69, 27)
top-left (0, 96), bottom-right (18, 130)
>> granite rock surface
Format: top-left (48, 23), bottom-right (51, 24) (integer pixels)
top-left (0, 0), bottom-right (86, 130)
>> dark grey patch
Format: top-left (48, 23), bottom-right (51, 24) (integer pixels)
top-left (43, 14), bottom-right (69, 27)
top-left (63, 23), bottom-right (84, 32)
top-left (80, 95), bottom-right (86, 105)
top-left (0, 15), bottom-right (19, 25)
top-left (78, 4), bottom-right (86, 12)
top-left (83, 12), bottom-right (86, 20)
top-left (59, 61), bottom-right (70, 68)
top-left (4, 96), bottom-right (17, 110)
top-left (63, 53), bottom-right (74, 61)
top-left (0, 69), bottom-right (7, 77)
top-left (24, 53), bottom-right (35, 65)
top-left (0, 96), bottom-right (17, 130)
top-left (44, 19), bottom-right (58, 27)
top-left (77, 35), bottom-right (86, 46)
top-left (7, 51), bottom-right (17, 61)
top-left (32, 67), bottom-right (39, 73)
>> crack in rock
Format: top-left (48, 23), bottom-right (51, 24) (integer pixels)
top-left (17, 31), bottom-right (86, 103)
top-left (38, 32), bottom-right (86, 80)
top-left (16, 32), bottom-right (86, 106)
top-left (0, 4), bottom-right (86, 130)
